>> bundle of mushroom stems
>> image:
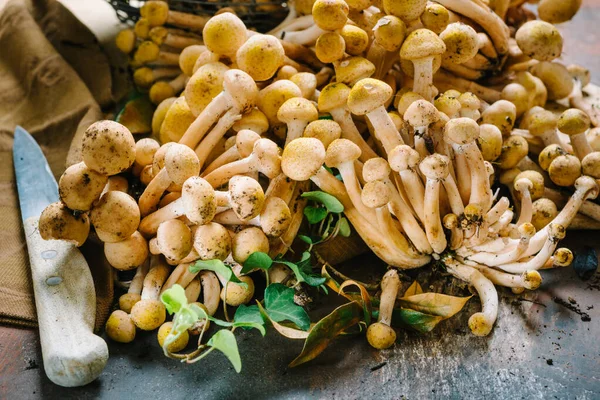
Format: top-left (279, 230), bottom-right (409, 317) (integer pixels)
top-left (38, 0), bottom-right (600, 348)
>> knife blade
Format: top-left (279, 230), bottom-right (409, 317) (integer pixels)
top-left (13, 126), bottom-right (108, 387)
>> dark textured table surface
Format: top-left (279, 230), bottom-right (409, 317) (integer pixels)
top-left (2, 2), bottom-right (600, 399)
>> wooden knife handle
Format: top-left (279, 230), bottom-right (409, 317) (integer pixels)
top-left (24, 216), bottom-right (108, 387)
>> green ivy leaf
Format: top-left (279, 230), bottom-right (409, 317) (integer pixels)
top-left (301, 191), bottom-right (344, 213)
top-left (264, 284), bottom-right (310, 331)
top-left (234, 304), bottom-right (264, 325)
top-left (240, 252), bottom-right (273, 274)
top-left (298, 235), bottom-right (313, 245)
top-left (190, 303), bottom-right (266, 336)
top-left (189, 259), bottom-right (246, 288)
top-left (318, 114), bottom-right (333, 120)
top-left (207, 330), bottom-right (242, 373)
top-left (289, 302), bottom-right (363, 367)
top-left (160, 284), bottom-right (188, 315)
top-left (338, 217), bottom-right (351, 237)
top-left (304, 205), bottom-right (328, 224)
top-left (391, 308), bottom-right (444, 333)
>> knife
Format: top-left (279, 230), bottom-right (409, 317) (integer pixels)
top-left (13, 126), bottom-right (108, 387)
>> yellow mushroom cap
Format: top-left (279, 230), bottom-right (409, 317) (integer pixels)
top-left (347, 78), bottom-right (393, 115)
top-left (236, 34), bottom-right (285, 82)
top-left (400, 29), bottom-right (446, 61)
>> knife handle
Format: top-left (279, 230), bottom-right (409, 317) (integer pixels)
top-left (24, 216), bottom-right (108, 387)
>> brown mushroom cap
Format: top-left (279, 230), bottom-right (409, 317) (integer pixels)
top-left (59, 162), bottom-right (108, 211)
top-left (157, 219), bottom-right (193, 262)
top-left (420, 153), bottom-right (450, 180)
top-left (361, 180), bottom-right (390, 209)
top-left (82, 120), bottom-right (136, 175)
top-left (347, 78), bottom-right (393, 115)
top-left (164, 143), bottom-right (201, 186)
top-left (515, 20), bottom-right (563, 62)
top-left (444, 117), bottom-right (480, 145)
top-left (223, 69), bottom-right (259, 114)
top-left (90, 191), bottom-right (140, 243)
top-left (104, 231), bottom-right (149, 270)
top-left (226, 175), bottom-right (266, 221)
top-left (439, 22), bottom-right (478, 65)
top-left (282, 138), bottom-right (326, 181)
top-left (388, 144), bottom-right (420, 171)
top-left (497, 135), bottom-right (529, 169)
top-left (105, 310), bottom-right (136, 343)
top-left (558, 108), bottom-right (591, 136)
top-left (231, 227), bottom-right (269, 264)
top-left (515, 170), bottom-right (545, 200)
top-left (400, 29), bottom-right (446, 61)
top-left (39, 202), bottom-right (90, 247)
top-left (362, 157), bottom-right (391, 182)
top-left (193, 222), bottom-right (232, 260)
top-left (258, 197), bottom-right (292, 237)
top-left (582, 152), bottom-right (600, 178)
top-left (531, 198), bottom-right (557, 231)
top-left (181, 176), bottom-right (217, 225)
top-left (548, 154), bottom-right (581, 187)
top-left (135, 138), bottom-right (161, 167)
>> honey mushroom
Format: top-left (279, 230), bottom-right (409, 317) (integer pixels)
top-left (39, 202), bottom-right (90, 247)
top-left (104, 231), bottom-right (149, 271)
top-left (148, 26), bottom-right (202, 49)
top-left (202, 129), bottom-right (261, 176)
top-left (119, 262), bottom-right (150, 313)
top-left (133, 67), bottom-right (181, 89)
top-left (149, 74), bottom-right (188, 105)
top-left (81, 120), bottom-right (136, 176)
top-left (400, 29), bottom-right (446, 101)
top-left (130, 257), bottom-right (171, 331)
top-left (141, 1), bottom-right (210, 31)
top-left (58, 162), bottom-right (107, 212)
top-left (134, 41), bottom-right (180, 67)
top-left (90, 191), bottom-right (140, 243)
top-left (156, 219), bottom-right (193, 263)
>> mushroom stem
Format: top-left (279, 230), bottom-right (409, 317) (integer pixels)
top-left (195, 109), bottom-right (241, 171)
top-left (444, 257), bottom-right (498, 337)
top-left (420, 154), bottom-right (450, 254)
top-left (468, 263), bottom-right (542, 290)
top-left (466, 223), bottom-right (535, 266)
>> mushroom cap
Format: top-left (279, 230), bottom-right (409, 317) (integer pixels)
top-left (136, 138), bottom-right (160, 167)
top-left (333, 57), bottom-right (376, 86)
top-left (179, 45), bottom-right (206, 77)
top-left (304, 120), bottom-right (342, 148)
top-left (575, 175), bottom-right (599, 200)
top-left (257, 80), bottom-right (302, 126)
top-left (39, 202), bottom-right (90, 247)
top-left (515, 20), bottom-right (563, 62)
top-left (227, 175), bottom-right (265, 221)
top-left (318, 82), bottom-right (351, 112)
top-left (553, 248), bottom-right (574, 267)
top-left (481, 100), bottom-right (517, 136)
top-left (82, 120), bottom-right (135, 175)
top-left (259, 197), bottom-right (292, 237)
top-left (548, 154), bottom-right (581, 187)
top-left (181, 176), bottom-right (217, 225)
top-left (404, 99), bottom-right (439, 128)
top-left (115, 29), bottom-right (136, 54)
top-left (59, 162), bottom-right (108, 211)
top-left (150, 82), bottom-right (178, 107)
top-left (400, 29), bottom-right (446, 61)
top-left (567, 64), bottom-right (591, 87)
top-left (366, 322), bottom-right (396, 349)
top-left (315, 32), bottom-right (346, 64)
top-left (157, 321), bottom-right (190, 352)
top-left (133, 67), bottom-right (157, 88)
top-left (458, 92), bottom-right (481, 111)
top-left (148, 26), bottom-right (168, 44)
top-left (501, 83), bottom-right (529, 117)
top-left (193, 222), bottom-right (232, 260)
top-left (140, 165), bottom-right (155, 186)
top-left (234, 129), bottom-right (262, 158)
top-left (538, 146), bottom-right (568, 175)
top-left (388, 144), bottom-right (420, 171)
top-left (164, 143), bottom-right (201, 186)
top-left (347, 78), bottom-right (393, 115)
top-left (421, 3), bottom-right (450, 34)
top-left (105, 310), bottom-right (136, 343)
top-left (282, 137), bottom-right (326, 181)
top-left (277, 65), bottom-right (299, 80)
top-left (439, 22), bottom-right (478, 64)
top-left (130, 299), bottom-right (166, 331)
top-left (527, 109), bottom-right (558, 137)
top-left (232, 227), bottom-right (269, 264)
top-left (134, 18), bottom-right (151, 39)
top-left (277, 97), bottom-right (318, 125)
top-left (153, 142), bottom-right (177, 173)
top-left (134, 41), bottom-right (161, 63)
top-left (538, 0), bottom-right (582, 24)
top-left (468, 313), bottom-right (493, 337)
top-left (531, 62), bottom-right (574, 101)
top-left (361, 180), bottom-right (390, 208)
top-left (419, 154), bottom-right (450, 180)
top-left (157, 219), bottom-right (193, 262)
top-left (202, 12), bottom-right (247, 57)
top-left (312, 0), bottom-right (349, 31)
top-left (515, 170), bottom-right (545, 200)
top-left (434, 91), bottom-right (461, 117)
top-left (140, 0), bottom-right (169, 26)
top-left (582, 152), bottom-right (600, 178)
top-left (185, 62), bottom-right (229, 117)
top-left (119, 293), bottom-right (141, 314)
top-left (344, 0), bottom-right (371, 11)
top-left (383, 0), bottom-right (427, 23)
top-left (340, 25), bottom-right (369, 55)
top-left (514, 177), bottom-right (533, 193)
top-left (104, 231), bottom-right (149, 271)
top-left (548, 222), bottom-right (566, 241)
top-left (233, 108), bottom-right (269, 134)
top-left (373, 15), bottom-right (407, 52)
top-left (289, 73), bottom-right (318, 100)
top-left (223, 69), bottom-right (259, 114)
top-left (396, 91), bottom-right (425, 114)
top-left (531, 198), bottom-right (557, 231)
top-left (252, 138), bottom-right (282, 178)
top-left (464, 203), bottom-right (483, 222)
top-left (444, 117), bottom-right (480, 145)
top-left (324, 138), bottom-right (361, 168)
top-left (236, 34), bottom-right (285, 82)
top-left (221, 275), bottom-right (255, 306)
top-left (161, 97), bottom-right (196, 142)
top-left (363, 157), bottom-right (391, 182)
top-left (443, 213), bottom-right (459, 229)
top-left (91, 191), bottom-right (140, 243)
top-left (558, 108), bottom-right (591, 136)
top-left (587, 128), bottom-right (600, 151)
top-left (477, 124), bottom-right (503, 162)
top-left (518, 222), bottom-right (536, 239)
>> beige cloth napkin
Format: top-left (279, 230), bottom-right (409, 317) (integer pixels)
top-left (0, 0), bottom-right (125, 330)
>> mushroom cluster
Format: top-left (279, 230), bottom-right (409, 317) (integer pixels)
top-left (40, 0), bottom-right (600, 350)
